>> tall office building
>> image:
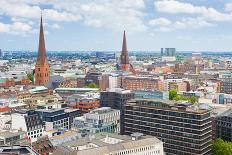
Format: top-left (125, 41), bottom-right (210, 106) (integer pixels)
top-left (35, 15), bottom-right (50, 86)
top-left (0, 49), bottom-right (3, 58)
top-left (220, 78), bottom-right (232, 94)
top-left (216, 109), bottom-right (232, 141)
top-left (100, 88), bottom-right (134, 134)
top-left (161, 48), bottom-right (176, 62)
top-left (120, 31), bottom-right (130, 71)
top-left (161, 48), bottom-right (176, 56)
top-left (124, 99), bottom-right (212, 155)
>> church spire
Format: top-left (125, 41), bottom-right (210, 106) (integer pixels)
top-left (35, 14), bottom-right (50, 86)
top-left (36, 14), bottom-right (47, 65)
top-left (122, 30), bottom-right (127, 52)
top-left (120, 30), bottom-right (129, 65)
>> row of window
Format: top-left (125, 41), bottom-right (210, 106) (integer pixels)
top-left (36, 73), bottom-right (49, 77)
top-left (110, 146), bottom-right (161, 155)
top-left (28, 129), bottom-right (42, 136)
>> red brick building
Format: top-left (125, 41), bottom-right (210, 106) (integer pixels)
top-left (122, 76), bottom-right (163, 91)
top-left (35, 16), bottom-right (50, 86)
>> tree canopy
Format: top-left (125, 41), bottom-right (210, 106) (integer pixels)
top-left (212, 139), bottom-right (232, 155)
top-left (27, 73), bottom-right (34, 82)
top-left (169, 89), bottom-right (177, 100)
top-left (85, 83), bottom-right (99, 88)
top-left (169, 89), bottom-right (197, 104)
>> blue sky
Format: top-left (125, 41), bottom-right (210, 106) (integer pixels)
top-left (1, 0), bottom-right (232, 51)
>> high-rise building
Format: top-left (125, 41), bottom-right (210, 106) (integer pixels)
top-left (35, 15), bottom-right (50, 86)
top-left (216, 109), bottom-right (232, 141)
top-left (0, 49), bottom-right (3, 58)
top-left (100, 88), bottom-right (134, 134)
top-left (220, 78), bottom-right (232, 94)
top-left (161, 48), bottom-right (176, 62)
top-left (120, 31), bottom-right (130, 71)
top-left (161, 48), bottom-right (176, 56)
top-left (124, 99), bottom-right (212, 155)
top-left (109, 73), bottom-right (122, 89)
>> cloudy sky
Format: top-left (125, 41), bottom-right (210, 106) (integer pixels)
top-left (1, 0), bottom-right (232, 51)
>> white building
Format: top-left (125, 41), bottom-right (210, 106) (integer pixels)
top-left (73, 107), bottom-right (120, 134)
top-left (109, 73), bottom-right (121, 89)
top-left (55, 132), bottom-right (164, 155)
top-left (0, 114), bottom-right (11, 130)
top-left (11, 110), bottom-right (43, 142)
top-left (161, 56), bottom-right (176, 62)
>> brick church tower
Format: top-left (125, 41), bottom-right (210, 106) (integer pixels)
top-left (35, 15), bottom-right (50, 86)
top-left (120, 31), bottom-right (130, 71)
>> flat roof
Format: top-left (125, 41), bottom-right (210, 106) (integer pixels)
top-left (62, 132), bottom-right (157, 148)
top-left (55, 88), bottom-right (99, 91)
top-left (29, 86), bottom-right (48, 93)
top-left (0, 130), bottom-right (26, 139)
top-left (0, 145), bottom-right (38, 155)
top-left (126, 99), bottom-right (210, 114)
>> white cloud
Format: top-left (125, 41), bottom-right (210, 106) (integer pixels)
top-left (52, 0), bottom-right (147, 32)
top-left (0, 0), bottom-right (81, 22)
top-left (0, 21), bottom-right (36, 35)
top-left (0, 23), bottom-right (10, 33)
top-left (155, 0), bottom-right (207, 14)
top-left (225, 3), bottom-right (232, 12)
top-left (44, 23), bottom-right (61, 29)
top-left (50, 23), bottom-right (61, 29)
top-left (151, 17), bottom-right (214, 32)
top-left (174, 18), bottom-right (214, 29)
top-left (154, 0), bottom-right (232, 22)
top-left (43, 9), bottom-right (81, 22)
top-left (149, 18), bottom-right (172, 26)
top-left (0, 0), bottom-right (147, 34)
top-left (1, 0), bottom-right (226, 35)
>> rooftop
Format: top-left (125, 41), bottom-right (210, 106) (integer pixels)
top-left (0, 130), bottom-right (26, 139)
top-left (126, 98), bottom-right (211, 114)
top-left (58, 132), bottom-right (161, 155)
top-left (90, 107), bottom-right (119, 114)
top-left (218, 108), bottom-right (232, 117)
top-left (29, 86), bottom-right (48, 93)
top-left (105, 88), bottom-right (131, 94)
top-left (0, 145), bottom-right (38, 155)
top-left (55, 88), bottom-right (99, 91)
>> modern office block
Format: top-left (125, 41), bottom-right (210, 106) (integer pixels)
top-left (124, 99), bottom-right (212, 155)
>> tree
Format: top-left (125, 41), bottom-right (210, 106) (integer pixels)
top-left (27, 73), bottom-right (34, 82)
top-left (188, 96), bottom-right (197, 104)
top-left (169, 89), bottom-right (177, 100)
top-left (212, 139), bottom-right (232, 155)
top-left (85, 83), bottom-right (99, 88)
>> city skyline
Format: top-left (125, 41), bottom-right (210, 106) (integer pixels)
top-left (1, 0), bottom-right (232, 51)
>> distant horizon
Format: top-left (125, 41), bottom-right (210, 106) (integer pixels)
top-left (2, 50), bottom-right (232, 53)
